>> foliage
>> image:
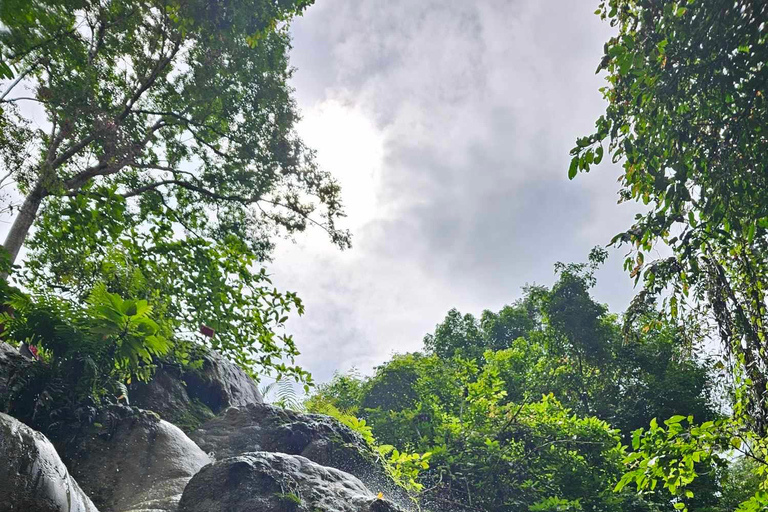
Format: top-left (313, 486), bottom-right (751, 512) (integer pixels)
top-left (0, 0), bottom-right (343, 384)
top-left (308, 369), bottom-right (366, 412)
top-left (22, 197), bottom-right (311, 384)
top-left (310, 260), bottom-right (725, 511)
top-left (716, 458), bottom-right (765, 512)
top-left (0, 0), bottom-right (347, 259)
top-left (260, 379), bottom-right (305, 411)
top-left (305, 398), bottom-right (431, 499)
top-left (617, 411), bottom-right (768, 512)
top-left (570, 1), bottom-right (768, 509)
top-left (569, 0), bottom-right (768, 429)
top-left (0, 283), bottom-right (173, 432)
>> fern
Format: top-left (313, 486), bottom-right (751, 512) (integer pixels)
top-left (260, 379), bottom-right (305, 412)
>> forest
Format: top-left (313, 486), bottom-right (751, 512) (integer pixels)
top-left (0, 1), bottom-right (767, 512)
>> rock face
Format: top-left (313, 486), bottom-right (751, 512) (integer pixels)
top-left (190, 402), bottom-right (407, 502)
top-left (184, 351), bottom-right (264, 411)
top-left (1, 345), bottom-right (414, 512)
top-left (0, 412), bottom-right (98, 512)
top-left (63, 407), bottom-right (211, 512)
top-left (130, 351), bottom-right (262, 432)
top-left (0, 342), bottom-right (30, 406)
top-left (178, 452), bottom-right (404, 512)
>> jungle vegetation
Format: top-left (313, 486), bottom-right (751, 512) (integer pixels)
top-left (1, 0), bottom-right (767, 511)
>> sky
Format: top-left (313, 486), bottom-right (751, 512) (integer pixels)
top-left (266, 0), bottom-right (646, 384)
top-left (0, 0), bottom-right (645, 386)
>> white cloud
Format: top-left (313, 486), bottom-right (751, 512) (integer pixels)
top-left (268, 0), bottom-right (641, 383)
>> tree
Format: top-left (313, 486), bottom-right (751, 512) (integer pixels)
top-left (423, 308), bottom-right (485, 360)
top-left (311, 261), bottom-right (720, 511)
top-left (16, 192), bottom-right (311, 381)
top-left (570, 1), bottom-right (768, 509)
top-left (0, 0), bottom-right (349, 269)
top-left (569, 0), bottom-right (768, 430)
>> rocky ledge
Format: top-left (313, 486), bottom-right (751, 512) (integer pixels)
top-left (0, 342), bottom-right (409, 512)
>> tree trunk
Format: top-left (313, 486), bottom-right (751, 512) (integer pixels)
top-left (3, 184), bottom-right (45, 269)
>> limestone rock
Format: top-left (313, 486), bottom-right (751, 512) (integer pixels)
top-left (63, 406), bottom-right (211, 512)
top-left (178, 451), bottom-right (405, 512)
top-left (0, 412), bottom-right (98, 512)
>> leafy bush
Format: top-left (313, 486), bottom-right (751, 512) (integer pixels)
top-left (0, 283), bottom-right (173, 432)
top-left (305, 398), bottom-right (431, 498)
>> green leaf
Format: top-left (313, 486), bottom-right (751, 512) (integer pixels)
top-left (568, 156), bottom-right (579, 179)
top-left (664, 415), bottom-right (686, 425)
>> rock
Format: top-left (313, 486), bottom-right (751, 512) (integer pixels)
top-left (178, 452), bottom-right (405, 512)
top-left (190, 403), bottom-right (410, 505)
top-left (0, 412), bottom-right (99, 512)
top-left (128, 366), bottom-right (215, 433)
top-left (0, 341), bottom-right (31, 409)
top-left (130, 351), bottom-right (262, 432)
top-left (183, 351), bottom-right (263, 411)
top-left (63, 406), bottom-right (211, 512)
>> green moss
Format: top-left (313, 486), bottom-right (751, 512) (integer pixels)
top-left (275, 492), bottom-right (302, 504)
top-left (275, 492), bottom-right (302, 511)
top-left (169, 397), bottom-right (215, 433)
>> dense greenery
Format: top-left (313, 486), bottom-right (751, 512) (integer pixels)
top-left (0, 0), bottom-right (345, 386)
top-left (308, 258), bottom-right (737, 511)
top-left (570, 1), bottom-right (768, 510)
top-left (1, 0), bottom-right (766, 510)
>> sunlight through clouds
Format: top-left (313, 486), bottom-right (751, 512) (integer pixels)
top-left (297, 99), bottom-right (385, 233)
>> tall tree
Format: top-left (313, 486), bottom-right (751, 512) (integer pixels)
top-left (570, 2), bottom-right (768, 509)
top-left (569, 0), bottom-right (768, 430)
top-left (0, 0), bottom-right (349, 268)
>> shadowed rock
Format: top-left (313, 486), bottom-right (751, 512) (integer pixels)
top-left (130, 351), bottom-right (263, 432)
top-left (63, 406), bottom-right (211, 512)
top-left (0, 342), bottom-right (30, 408)
top-left (191, 403), bottom-right (412, 507)
top-left (178, 451), bottom-right (404, 512)
top-left (0, 412), bottom-right (99, 512)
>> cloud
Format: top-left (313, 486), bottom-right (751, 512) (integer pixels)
top-left (270, 0), bottom-right (641, 383)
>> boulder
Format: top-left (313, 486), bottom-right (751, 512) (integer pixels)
top-left (63, 406), bottom-right (211, 512)
top-left (190, 403), bottom-right (410, 504)
top-left (178, 452), bottom-right (405, 512)
top-left (183, 350), bottom-right (263, 411)
top-left (0, 412), bottom-right (98, 512)
top-left (128, 366), bottom-right (215, 433)
top-left (130, 351), bottom-right (262, 432)
top-left (0, 341), bottom-right (30, 408)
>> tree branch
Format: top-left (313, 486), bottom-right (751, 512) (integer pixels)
top-left (62, 120), bottom-right (166, 191)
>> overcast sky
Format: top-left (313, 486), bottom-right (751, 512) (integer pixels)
top-left (265, 0), bottom-right (646, 384)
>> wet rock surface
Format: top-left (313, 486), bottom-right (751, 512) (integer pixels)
top-left (63, 406), bottom-right (211, 512)
top-left (183, 350), bottom-right (264, 411)
top-left (0, 412), bottom-right (99, 512)
top-left (178, 451), bottom-right (405, 512)
top-left (1, 348), bottom-right (413, 512)
top-left (190, 402), bottom-right (409, 502)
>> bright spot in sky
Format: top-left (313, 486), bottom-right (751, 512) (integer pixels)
top-left (296, 100), bottom-right (385, 232)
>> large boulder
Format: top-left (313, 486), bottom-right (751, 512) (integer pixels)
top-left (130, 351), bottom-right (262, 432)
top-left (183, 350), bottom-right (264, 411)
top-left (190, 403), bottom-right (410, 504)
top-left (63, 406), bottom-right (211, 512)
top-left (178, 452), bottom-right (405, 512)
top-left (0, 412), bottom-right (98, 512)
